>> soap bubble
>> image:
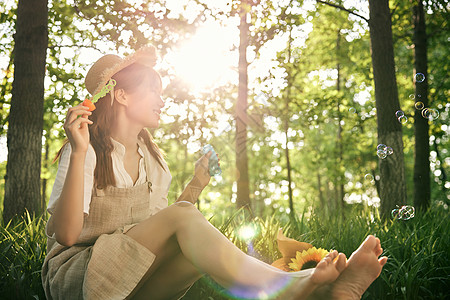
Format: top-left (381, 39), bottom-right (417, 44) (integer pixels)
top-left (429, 109), bottom-right (439, 121)
top-left (415, 73), bottom-right (425, 83)
top-left (377, 149), bottom-right (387, 159)
top-left (349, 107), bottom-right (356, 113)
top-left (399, 206), bottom-right (415, 220)
top-left (395, 110), bottom-right (405, 118)
top-left (377, 144), bottom-right (387, 152)
top-left (364, 174), bottom-right (375, 183)
top-left (409, 94), bottom-right (415, 100)
top-left (391, 205), bottom-right (415, 220)
top-left (421, 108), bottom-right (430, 119)
top-left (415, 101), bottom-right (424, 110)
top-left (386, 146), bottom-right (394, 155)
top-left (398, 116), bottom-right (408, 124)
top-left (391, 208), bottom-right (400, 219)
top-left (377, 144), bottom-right (393, 159)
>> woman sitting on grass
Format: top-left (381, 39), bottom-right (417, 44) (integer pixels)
top-left (41, 45), bottom-right (387, 300)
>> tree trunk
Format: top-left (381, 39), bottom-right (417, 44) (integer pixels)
top-left (285, 25), bottom-right (295, 219)
top-left (236, 1), bottom-right (251, 211)
top-left (433, 141), bottom-right (447, 198)
top-left (284, 118), bottom-right (294, 217)
top-left (41, 139), bottom-right (49, 215)
top-left (368, 0), bottom-right (406, 218)
top-left (3, 0), bottom-right (48, 224)
top-left (412, 0), bottom-right (430, 211)
top-left (336, 31), bottom-right (345, 215)
top-left (317, 171), bottom-right (325, 216)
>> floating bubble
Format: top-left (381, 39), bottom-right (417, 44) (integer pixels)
top-left (415, 101), bottom-right (424, 110)
top-left (429, 108), bottom-right (439, 120)
top-left (377, 144), bottom-right (387, 152)
top-left (417, 94), bottom-right (422, 98)
top-left (349, 107), bottom-right (357, 113)
top-left (364, 174), bottom-right (375, 183)
top-left (399, 205), bottom-right (415, 220)
top-left (386, 146), bottom-right (394, 155)
top-left (391, 208), bottom-right (400, 219)
top-left (391, 205), bottom-right (415, 220)
top-left (415, 73), bottom-right (425, 83)
top-left (377, 149), bottom-right (387, 159)
top-left (409, 94), bottom-right (415, 100)
top-left (398, 116), bottom-right (408, 124)
top-left (395, 110), bottom-right (405, 118)
top-left (421, 108), bottom-right (430, 119)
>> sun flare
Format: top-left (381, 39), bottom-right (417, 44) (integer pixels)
top-left (167, 21), bottom-right (237, 91)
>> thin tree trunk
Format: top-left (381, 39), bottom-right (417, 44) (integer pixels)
top-left (336, 31), bottom-right (345, 216)
top-left (236, 1), bottom-right (251, 211)
top-left (412, 0), bottom-right (430, 211)
top-left (3, 0), bottom-right (48, 224)
top-left (41, 139), bottom-right (49, 215)
top-left (317, 171), bottom-right (325, 216)
top-left (285, 25), bottom-right (295, 219)
top-left (368, 0), bottom-right (406, 218)
top-left (433, 141), bottom-right (447, 198)
top-left (284, 119), bottom-right (294, 216)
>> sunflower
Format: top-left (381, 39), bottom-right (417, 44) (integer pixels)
top-left (288, 247), bottom-right (329, 271)
top-left (271, 229), bottom-right (332, 272)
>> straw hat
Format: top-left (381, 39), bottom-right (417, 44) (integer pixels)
top-left (85, 45), bottom-right (157, 103)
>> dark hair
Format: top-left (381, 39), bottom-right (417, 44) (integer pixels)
top-left (54, 63), bottom-right (167, 189)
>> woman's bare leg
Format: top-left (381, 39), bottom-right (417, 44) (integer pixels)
top-left (130, 252), bottom-right (203, 300)
top-left (125, 202), bottom-right (343, 299)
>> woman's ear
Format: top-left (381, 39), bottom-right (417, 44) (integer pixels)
top-left (114, 88), bottom-right (128, 107)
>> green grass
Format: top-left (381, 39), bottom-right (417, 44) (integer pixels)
top-left (1, 204), bottom-right (449, 299)
top-left (0, 210), bottom-right (47, 299)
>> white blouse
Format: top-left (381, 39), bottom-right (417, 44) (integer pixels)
top-left (47, 138), bottom-right (149, 216)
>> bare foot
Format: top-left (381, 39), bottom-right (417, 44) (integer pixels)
top-left (331, 235), bottom-right (388, 300)
top-left (311, 250), bottom-right (347, 285)
top-left (277, 250), bottom-right (347, 300)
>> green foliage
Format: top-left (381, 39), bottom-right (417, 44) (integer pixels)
top-left (186, 204), bottom-right (450, 299)
top-left (1, 205), bottom-right (448, 299)
top-left (0, 210), bottom-right (47, 299)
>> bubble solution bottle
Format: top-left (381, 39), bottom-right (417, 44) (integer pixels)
top-left (202, 144), bottom-right (222, 177)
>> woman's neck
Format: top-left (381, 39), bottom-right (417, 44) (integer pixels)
top-left (110, 107), bottom-right (143, 151)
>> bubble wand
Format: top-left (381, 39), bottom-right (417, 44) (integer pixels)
top-left (82, 79), bottom-right (117, 111)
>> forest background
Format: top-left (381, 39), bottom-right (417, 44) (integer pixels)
top-left (0, 0), bottom-right (449, 299)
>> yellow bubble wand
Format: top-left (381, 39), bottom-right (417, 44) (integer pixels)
top-left (82, 79), bottom-right (117, 111)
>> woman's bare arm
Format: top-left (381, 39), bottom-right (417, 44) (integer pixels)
top-left (175, 152), bottom-right (213, 204)
top-left (52, 104), bottom-right (93, 246)
top-left (52, 152), bottom-right (86, 246)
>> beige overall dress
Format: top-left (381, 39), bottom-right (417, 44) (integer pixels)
top-left (41, 140), bottom-right (190, 299)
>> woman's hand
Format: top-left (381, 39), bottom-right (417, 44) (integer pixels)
top-left (63, 103), bottom-right (93, 154)
top-left (194, 150), bottom-right (220, 189)
top-left (194, 151), bottom-right (212, 189)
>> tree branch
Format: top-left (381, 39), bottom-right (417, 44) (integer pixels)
top-left (47, 44), bottom-right (99, 50)
top-left (316, 0), bottom-right (369, 23)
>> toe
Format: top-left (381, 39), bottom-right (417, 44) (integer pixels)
top-left (375, 247), bottom-right (383, 257)
top-left (361, 235), bottom-right (377, 252)
top-left (379, 256), bottom-right (388, 266)
top-left (335, 253), bottom-right (347, 273)
top-left (328, 250), bottom-right (338, 260)
top-left (316, 258), bottom-right (327, 269)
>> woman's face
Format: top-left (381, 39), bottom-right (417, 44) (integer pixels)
top-left (124, 76), bottom-right (164, 129)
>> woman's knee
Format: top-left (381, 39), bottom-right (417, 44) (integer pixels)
top-left (169, 202), bottom-right (204, 225)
